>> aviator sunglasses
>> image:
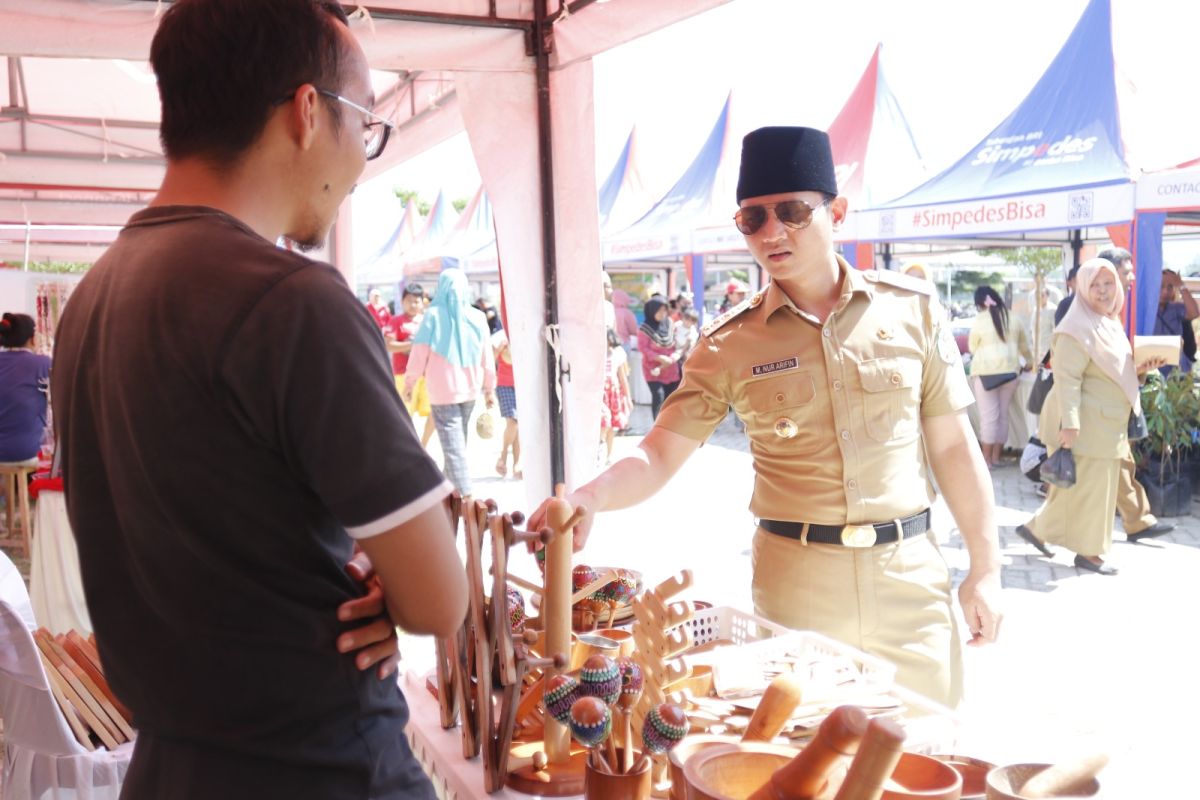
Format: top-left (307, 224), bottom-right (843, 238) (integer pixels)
top-left (733, 198), bottom-right (829, 236)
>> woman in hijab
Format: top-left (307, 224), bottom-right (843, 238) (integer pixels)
top-left (637, 295), bottom-right (681, 419)
top-left (404, 269), bottom-right (496, 499)
top-left (1015, 259), bottom-right (1163, 575)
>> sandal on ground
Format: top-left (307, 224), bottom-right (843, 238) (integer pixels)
top-left (1074, 554), bottom-right (1118, 575)
top-left (1015, 524), bottom-right (1055, 558)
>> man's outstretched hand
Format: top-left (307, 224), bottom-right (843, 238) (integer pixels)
top-left (338, 550), bottom-right (401, 680)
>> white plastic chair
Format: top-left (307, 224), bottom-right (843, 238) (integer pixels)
top-left (0, 551), bottom-right (132, 800)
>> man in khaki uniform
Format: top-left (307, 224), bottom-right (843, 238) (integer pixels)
top-left (533, 127), bottom-right (1002, 707)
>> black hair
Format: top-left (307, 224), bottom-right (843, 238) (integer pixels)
top-left (1096, 246), bottom-right (1132, 268)
top-left (606, 327), bottom-right (621, 349)
top-left (0, 313), bottom-right (35, 348)
top-left (150, 0), bottom-right (351, 164)
top-left (1066, 265), bottom-right (1081, 283)
top-left (973, 286), bottom-right (1009, 342)
top-left (403, 282), bottom-right (426, 299)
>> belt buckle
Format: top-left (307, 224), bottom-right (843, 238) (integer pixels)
top-left (840, 524), bottom-right (877, 548)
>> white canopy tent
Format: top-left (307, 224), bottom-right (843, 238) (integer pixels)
top-left (0, 0), bottom-right (730, 503)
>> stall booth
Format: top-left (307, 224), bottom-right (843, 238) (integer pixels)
top-left (1, 4), bottom-right (971, 799)
top-left (847, 0), bottom-right (1136, 451)
top-left (1132, 158), bottom-right (1200, 335)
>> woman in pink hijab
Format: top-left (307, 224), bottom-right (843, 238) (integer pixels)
top-left (611, 289), bottom-right (639, 345)
top-left (1015, 258), bottom-right (1164, 575)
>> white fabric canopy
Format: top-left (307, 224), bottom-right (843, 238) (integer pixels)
top-left (0, 0), bottom-right (730, 499)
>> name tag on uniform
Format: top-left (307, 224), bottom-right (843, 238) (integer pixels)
top-left (751, 356), bottom-right (799, 377)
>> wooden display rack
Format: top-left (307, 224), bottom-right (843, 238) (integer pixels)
top-left (431, 490), bottom-right (588, 796)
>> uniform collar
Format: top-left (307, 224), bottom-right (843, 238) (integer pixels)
top-left (762, 254), bottom-right (871, 321)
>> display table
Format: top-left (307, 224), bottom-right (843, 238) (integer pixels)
top-left (403, 616), bottom-right (961, 800)
top-left (404, 670), bottom-right (570, 800)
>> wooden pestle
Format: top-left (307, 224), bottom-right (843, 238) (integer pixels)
top-left (746, 705), bottom-right (869, 800)
top-left (1020, 753), bottom-right (1109, 798)
top-left (830, 717), bottom-right (905, 800)
top-left (742, 672), bottom-right (806, 742)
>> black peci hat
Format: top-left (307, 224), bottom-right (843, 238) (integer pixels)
top-left (736, 126), bottom-right (838, 202)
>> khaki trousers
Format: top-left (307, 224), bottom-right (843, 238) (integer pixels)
top-left (751, 527), bottom-right (963, 709)
top-left (1028, 454), bottom-right (1119, 557)
top-left (1117, 452), bottom-right (1157, 535)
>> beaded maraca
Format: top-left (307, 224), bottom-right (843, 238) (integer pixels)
top-left (635, 703), bottom-right (688, 772)
top-left (543, 674), bottom-right (579, 725)
top-left (569, 696), bottom-right (614, 773)
top-left (578, 654), bottom-right (622, 705)
top-left (615, 657), bottom-right (644, 773)
top-left (506, 586), bottom-right (525, 632)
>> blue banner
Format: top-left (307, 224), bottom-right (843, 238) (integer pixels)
top-left (882, 0), bottom-right (1126, 208)
top-left (1134, 212), bottom-right (1166, 336)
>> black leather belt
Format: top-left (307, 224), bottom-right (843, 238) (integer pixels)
top-left (758, 509), bottom-right (931, 548)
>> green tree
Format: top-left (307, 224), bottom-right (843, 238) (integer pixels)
top-left (951, 269), bottom-right (1004, 301)
top-left (980, 247), bottom-right (1064, 358)
top-left (392, 188), bottom-right (470, 216)
top-left (393, 188), bottom-right (430, 215)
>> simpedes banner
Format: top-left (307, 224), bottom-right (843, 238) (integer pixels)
top-left (855, 183), bottom-right (1133, 240)
top-left (861, 0), bottom-right (1129, 240)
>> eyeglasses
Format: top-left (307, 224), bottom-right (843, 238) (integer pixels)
top-left (316, 90), bottom-right (394, 161)
top-left (732, 198), bottom-right (828, 236)
top-left (275, 88), bottom-right (395, 161)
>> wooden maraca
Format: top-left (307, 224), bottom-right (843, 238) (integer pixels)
top-left (633, 702), bottom-right (688, 773)
top-left (616, 656), bottom-right (644, 774)
top-left (544, 673), bottom-right (580, 725)
top-left (579, 654), bottom-right (622, 769)
top-left (506, 586), bottom-right (526, 632)
top-left (569, 696), bottom-right (614, 774)
top-left (578, 654), bottom-right (622, 704)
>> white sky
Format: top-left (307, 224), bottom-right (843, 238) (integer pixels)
top-left (361, 0), bottom-right (1200, 246)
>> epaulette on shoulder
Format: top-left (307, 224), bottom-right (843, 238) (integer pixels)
top-left (864, 269), bottom-right (934, 296)
top-left (701, 289), bottom-right (763, 337)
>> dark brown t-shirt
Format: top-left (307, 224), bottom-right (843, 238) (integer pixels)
top-left (53, 206), bottom-right (446, 798)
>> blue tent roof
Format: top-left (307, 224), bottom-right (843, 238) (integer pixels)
top-left (617, 94), bottom-right (732, 240)
top-left (598, 128), bottom-right (635, 231)
top-left (881, 0), bottom-right (1126, 209)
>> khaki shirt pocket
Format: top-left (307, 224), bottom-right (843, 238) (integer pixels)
top-left (744, 373), bottom-right (818, 442)
top-left (857, 356), bottom-right (922, 442)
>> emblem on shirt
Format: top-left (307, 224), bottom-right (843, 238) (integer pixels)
top-left (876, 326), bottom-right (894, 341)
top-left (774, 417), bottom-right (799, 439)
top-left (751, 356), bottom-right (800, 378)
top-left (936, 324), bottom-right (961, 366)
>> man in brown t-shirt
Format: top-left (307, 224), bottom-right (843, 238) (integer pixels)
top-left (52, 2), bottom-right (465, 797)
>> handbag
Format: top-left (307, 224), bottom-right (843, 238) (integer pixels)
top-left (1027, 367), bottom-right (1054, 414)
top-left (979, 372), bottom-right (1018, 391)
top-left (1041, 447), bottom-right (1077, 488)
top-left (1128, 409), bottom-right (1148, 441)
top-left (475, 410), bottom-right (495, 440)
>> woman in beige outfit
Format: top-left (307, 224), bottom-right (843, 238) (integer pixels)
top-left (1016, 259), bottom-right (1162, 575)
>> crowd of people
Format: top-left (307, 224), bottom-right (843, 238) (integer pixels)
top-left (949, 246), bottom-right (1189, 576)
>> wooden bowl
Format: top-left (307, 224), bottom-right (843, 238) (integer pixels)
top-left (668, 736), bottom-right (739, 800)
top-left (931, 755), bottom-right (995, 799)
top-left (880, 752), bottom-right (962, 799)
top-left (985, 763), bottom-right (1100, 799)
top-left (683, 742), bottom-right (800, 800)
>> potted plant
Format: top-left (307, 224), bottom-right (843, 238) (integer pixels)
top-left (1136, 369), bottom-right (1200, 517)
